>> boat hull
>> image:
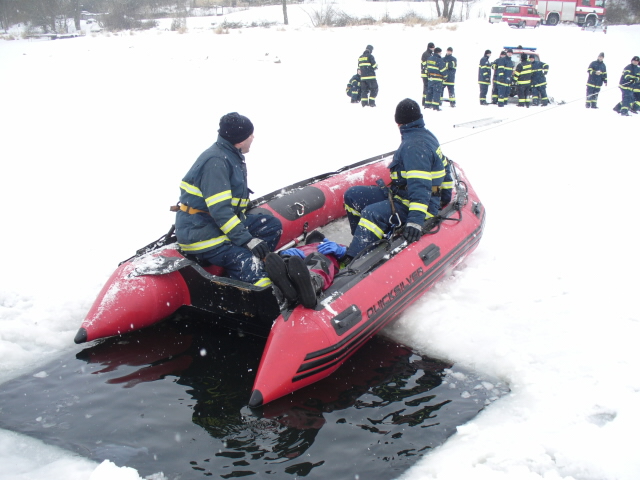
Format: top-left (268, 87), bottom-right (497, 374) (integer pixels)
top-left (75, 153), bottom-right (393, 344)
top-left (249, 170), bottom-right (484, 406)
top-left (74, 152), bottom-right (485, 407)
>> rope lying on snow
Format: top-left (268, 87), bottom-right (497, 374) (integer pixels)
top-left (440, 83), bottom-right (622, 147)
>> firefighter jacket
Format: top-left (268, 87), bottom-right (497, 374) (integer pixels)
top-left (514, 60), bottom-right (533, 85)
top-left (176, 136), bottom-right (253, 254)
top-left (346, 73), bottom-right (361, 97)
top-left (389, 118), bottom-right (446, 224)
top-left (491, 58), bottom-right (500, 82)
top-left (495, 56), bottom-right (514, 86)
top-left (358, 50), bottom-right (378, 81)
top-left (478, 55), bottom-right (491, 84)
top-left (443, 53), bottom-right (457, 85)
top-left (421, 49), bottom-right (434, 78)
top-left (587, 60), bottom-right (607, 88)
top-left (618, 63), bottom-right (638, 91)
top-left (530, 60), bottom-right (549, 87)
top-left (426, 54), bottom-right (447, 83)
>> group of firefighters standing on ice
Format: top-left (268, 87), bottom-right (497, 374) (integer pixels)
top-left (347, 44), bottom-right (640, 115)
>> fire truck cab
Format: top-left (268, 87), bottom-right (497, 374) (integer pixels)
top-left (501, 4), bottom-right (542, 28)
top-left (536, 0), bottom-right (606, 26)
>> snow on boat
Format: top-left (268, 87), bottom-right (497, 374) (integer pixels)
top-left (74, 152), bottom-right (485, 406)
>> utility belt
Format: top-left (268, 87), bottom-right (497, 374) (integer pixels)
top-left (170, 203), bottom-right (209, 215)
top-left (391, 184), bottom-right (442, 197)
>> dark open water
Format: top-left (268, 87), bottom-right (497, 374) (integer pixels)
top-left (0, 314), bottom-right (508, 479)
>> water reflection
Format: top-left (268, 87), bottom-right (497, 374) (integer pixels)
top-left (0, 314), bottom-right (507, 479)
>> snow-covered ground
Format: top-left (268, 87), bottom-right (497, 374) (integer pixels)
top-left (1, 1), bottom-right (639, 479)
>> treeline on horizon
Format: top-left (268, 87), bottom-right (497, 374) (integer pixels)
top-left (0, 0), bottom-right (638, 34)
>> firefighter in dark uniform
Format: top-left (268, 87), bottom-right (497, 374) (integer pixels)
top-left (613, 56), bottom-right (639, 115)
top-left (421, 42), bottom-right (435, 107)
top-left (491, 52), bottom-right (505, 104)
top-left (358, 45), bottom-right (378, 107)
top-left (175, 113), bottom-right (282, 286)
top-left (495, 49), bottom-right (514, 107)
top-left (586, 52), bottom-right (607, 108)
top-left (530, 55), bottom-right (549, 106)
top-left (343, 99), bottom-right (446, 260)
top-left (514, 53), bottom-right (533, 107)
top-left (426, 47), bottom-right (447, 110)
top-left (442, 47), bottom-right (457, 107)
top-left (634, 70), bottom-right (640, 113)
top-left (478, 49), bottom-right (492, 105)
top-left (614, 56), bottom-right (639, 116)
top-left (346, 69), bottom-right (362, 104)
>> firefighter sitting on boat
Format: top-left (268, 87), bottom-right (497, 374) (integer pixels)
top-left (342, 99), bottom-right (452, 263)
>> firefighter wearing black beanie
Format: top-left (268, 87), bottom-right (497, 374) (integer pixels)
top-left (395, 98), bottom-right (423, 125)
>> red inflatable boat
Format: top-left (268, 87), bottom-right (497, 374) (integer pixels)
top-left (74, 152), bottom-right (485, 406)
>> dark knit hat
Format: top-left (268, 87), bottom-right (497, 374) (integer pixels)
top-left (500, 50), bottom-right (506, 56)
top-left (484, 49), bottom-right (491, 55)
top-left (598, 52), bottom-right (604, 58)
top-left (395, 98), bottom-right (423, 125)
top-left (218, 112), bottom-right (254, 145)
top-left (434, 47), bottom-right (442, 54)
top-left (366, 44), bottom-right (374, 52)
top-left (428, 42), bottom-right (435, 49)
top-left (633, 55), bottom-right (640, 62)
top-left (506, 48), bottom-right (513, 53)
top-left (447, 47), bottom-right (453, 52)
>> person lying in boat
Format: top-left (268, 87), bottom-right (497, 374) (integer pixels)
top-left (174, 112), bottom-right (282, 287)
top-left (342, 98), bottom-right (449, 262)
top-left (264, 230), bottom-right (347, 309)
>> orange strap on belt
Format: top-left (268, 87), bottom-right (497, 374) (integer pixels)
top-left (169, 204), bottom-right (209, 215)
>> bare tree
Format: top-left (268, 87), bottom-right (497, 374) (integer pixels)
top-left (282, 0), bottom-right (287, 25)
top-left (434, 0), bottom-right (457, 21)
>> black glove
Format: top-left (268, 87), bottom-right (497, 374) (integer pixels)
top-left (402, 223), bottom-right (423, 244)
top-left (245, 238), bottom-right (269, 259)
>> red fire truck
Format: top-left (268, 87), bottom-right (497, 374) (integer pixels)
top-left (536, 0), bottom-right (606, 26)
top-left (490, 0), bottom-right (606, 27)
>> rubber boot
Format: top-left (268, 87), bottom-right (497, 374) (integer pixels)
top-left (286, 256), bottom-right (324, 309)
top-left (264, 253), bottom-right (298, 303)
top-left (613, 104), bottom-right (621, 113)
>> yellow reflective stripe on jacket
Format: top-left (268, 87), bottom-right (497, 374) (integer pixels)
top-left (432, 168), bottom-right (445, 180)
top-left (442, 181), bottom-right (454, 189)
top-left (405, 169), bottom-right (434, 180)
top-left (358, 218), bottom-right (385, 239)
top-left (402, 168), bottom-right (446, 181)
top-left (409, 202), bottom-right (429, 214)
top-left (394, 195), bottom-right (410, 207)
top-left (179, 235), bottom-right (230, 252)
top-left (345, 204), bottom-right (361, 217)
top-left (180, 181), bottom-right (203, 197)
top-left (254, 277), bottom-right (272, 287)
top-left (205, 189), bottom-right (232, 207)
top-left (231, 197), bottom-right (250, 208)
top-left (220, 215), bottom-right (241, 234)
